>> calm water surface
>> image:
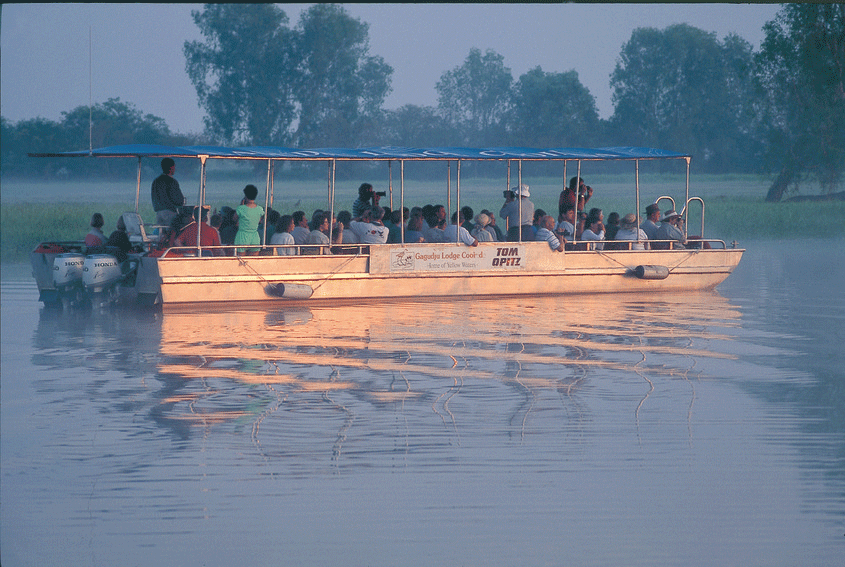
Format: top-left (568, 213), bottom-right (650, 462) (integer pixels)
top-left (2, 239), bottom-right (844, 566)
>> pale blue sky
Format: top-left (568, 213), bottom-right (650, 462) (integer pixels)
top-left (1, 3), bottom-right (781, 135)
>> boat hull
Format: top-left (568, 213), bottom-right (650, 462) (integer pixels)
top-left (154, 242), bottom-right (744, 306)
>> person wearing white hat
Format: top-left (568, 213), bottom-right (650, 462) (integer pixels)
top-left (656, 209), bottom-right (686, 248)
top-left (499, 183), bottom-right (535, 242)
top-left (471, 213), bottom-right (495, 242)
top-left (614, 213), bottom-right (648, 250)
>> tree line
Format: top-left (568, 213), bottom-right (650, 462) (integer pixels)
top-left (2, 3), bottom-right (842, 200)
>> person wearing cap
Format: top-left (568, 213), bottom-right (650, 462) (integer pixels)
top-left (614, 213), bottom-right (648, 250)
top-left (500, 183), bottom-right (535, 242)
top-left (151, 157), bottom-right (185, 228)
top-left (640, 203), bottom-right (662, 240)
top-left (655, 209), bottom-right (686, 248)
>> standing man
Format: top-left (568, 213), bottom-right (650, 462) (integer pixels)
top-left (151, 157), bottom-right (185, 227)
top-left (500, 183), bottom-right (535, 242)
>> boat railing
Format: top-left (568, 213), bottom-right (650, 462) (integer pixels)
top-left (681, 197), bottom-right (705, 240)
top-left (655, 195), bottom-right (676, 212)
top-left (157, 243), bottom-right (373, 258)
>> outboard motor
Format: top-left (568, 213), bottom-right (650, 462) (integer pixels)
top-left (52, 252), bottom-right (85, 304)
top-left (82, 254), bottom-right (123, 303)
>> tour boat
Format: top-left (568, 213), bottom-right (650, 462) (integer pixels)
top-left (29, 145), bottom-right (744, 307)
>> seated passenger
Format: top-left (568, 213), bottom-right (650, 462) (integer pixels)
top-left (305, 211), bottom-right (332, 251)
top-left (460, 205), bottom-right (475, 233)
top-left (106, 216), bottom-right (133, 263)
top-left (269, 214), bottom-right (296, 256)
top-left (532, 208), bottom-right (547, 237)
top-left (336, 210), bottom-right (359, 244)
top-left (444, 211), bottom-right (478, 247)
top-left (350, 205), bottom-right (389, 244)
top-left (175, 206), bottom-right (223, 256)
top-left (387, 209), bottom-right (404, 243)
top-left (655, 209), bottom-right (686, 248)
top-left (404, 214), bottom-right (426, 243)
top-left (575, 211), bottom-right (587, 240)
top-left (614, 214), bottom-right (648, 250)
top-left (471, 213), bottom-right (495, 242)
top-left (84, 213), bottom-right (106, 248)
top-left (261, 208), bottom-right (280, 245)
top-left (605, 212), bottom-right (620, 241)
top-left (640, 203), bottom-right (661, 240)
top-left (480, 209), bottom-right (503, 241)
top-left (425, 218), bottom-right (446, 242)
top-left (555, 205), bottom-right (576, 240)
top-left (291, 210), bottom-right (310, 245)
top-left (581, 212), bottom-right (605, 250)
top-left (536, 215), bottom-right (564, 252)
top-left (218, 206), bottom-right (238, 254)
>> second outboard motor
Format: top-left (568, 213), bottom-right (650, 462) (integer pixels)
top-left (83, 254), bottom-right (123, 303)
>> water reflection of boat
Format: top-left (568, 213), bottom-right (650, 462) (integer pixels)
top-left (29, 292), bottom-right (742, 443)
top-left (29, 145), bottom-right (743, 307)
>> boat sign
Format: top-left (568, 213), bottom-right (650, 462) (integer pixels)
top-left (390, 245), bottom-right (526, 273)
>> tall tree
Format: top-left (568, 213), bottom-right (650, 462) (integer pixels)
top-left (292, 4), bottom-right (392, 147)
top-left (436, 48), bottom-right (513, 145)
top-left (755, 3), bottom-right (845, 201)
top-left (377, 104), bottom-right (458, 147)
top-left (609, 24), bottom-right (757, 172)
top-left (184, 4), bottom-right (296, 145)
top-left (506, 67), bottom-right (600, 147)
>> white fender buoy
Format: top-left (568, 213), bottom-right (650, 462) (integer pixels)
top-left (634, 265), bottom-right (670, 280)
top-left (265, 283), bottom-right (314, 299)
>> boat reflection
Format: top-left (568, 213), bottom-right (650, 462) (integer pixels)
top-left (33, 291), bottom-right (742, 447)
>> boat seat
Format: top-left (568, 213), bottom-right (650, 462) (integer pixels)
top-left (299, 245), bottom-right (324, 255)
top-left (122, 212), bottom-right (153, 245)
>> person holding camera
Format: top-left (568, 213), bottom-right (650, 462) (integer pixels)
top-left (499, 183), bottom-right (535, 242)
top-left (352, 183), bottom-right (386, 218)
top-left (559, 176), bottom-right (593, 218)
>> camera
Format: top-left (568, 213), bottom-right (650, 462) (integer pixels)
top-left (503, 190), bottom-right (515, 200)
top-left (375, 191), bottom-right (386, 197)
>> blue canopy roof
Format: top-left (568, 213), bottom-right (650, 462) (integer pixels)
top-left (30, 144), bottom-right (689, 161)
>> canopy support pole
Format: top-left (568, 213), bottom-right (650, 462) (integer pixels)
top-left (635, 159), bottom-right (641, 245)
top-left (685, 157), bottom-right (690, 239)
top-left (447, 161), bottom-right (452, 217)
top-left (134, 156), bottom-right (142, 213)
top-left (400, 159), bottom-right (406, 244)
top-left (196, 155), bottom-right (208, 252)
top-left (262, 158), bottom-right (271, 246)
top-left (506, 160), bottom-right (511, 234)
top-left (455, 160), bottom-right (462, 242)
top-left (388, 161), bottom-right (394, 211)
top-left (518, 159), bottom-right (523, 242)
top-left (329, 160), bottom-right (336, 244)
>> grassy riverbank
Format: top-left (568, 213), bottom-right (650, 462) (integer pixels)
top-left (3, 174), bottom-right (843, 262)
